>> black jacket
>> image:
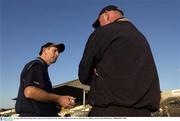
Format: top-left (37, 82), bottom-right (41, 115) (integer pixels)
top-left (78, 20), bottom-right (160, 111)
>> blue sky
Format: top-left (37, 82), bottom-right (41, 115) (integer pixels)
top-left (0, 0), bottom-right (180, 109)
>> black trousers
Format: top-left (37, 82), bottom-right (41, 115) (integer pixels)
top-left (19, 113), bottom-right (37, 117)
top-left (88, 106), bottom-right (151, 117)
top-left (19, 113), bottom-right (58, 117)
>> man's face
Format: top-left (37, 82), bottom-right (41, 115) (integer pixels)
top-left (44, 46), bottom-right (59, 64)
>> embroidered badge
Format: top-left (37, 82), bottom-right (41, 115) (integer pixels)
top-left (33, 81), bottom-right (40, 85)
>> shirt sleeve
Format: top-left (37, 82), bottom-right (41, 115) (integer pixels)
top-left (78, 24), bottom-right (121, 85)
top-left (78, 31), bottom-right (99, 84)
top-left (22, 63), bottom-right (46, 89)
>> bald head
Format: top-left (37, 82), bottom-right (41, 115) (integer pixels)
top-left (99, 10), bottom-right (123, 27)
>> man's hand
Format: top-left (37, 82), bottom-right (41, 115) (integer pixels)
top-left (58, 96), bottom-right (76, 109)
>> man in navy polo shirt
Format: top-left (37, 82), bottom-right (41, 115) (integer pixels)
top-left (15, 42), bottom-right (75, 116)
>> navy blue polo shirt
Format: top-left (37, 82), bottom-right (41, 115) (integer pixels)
top-left (15, 57), bottom-right (59, 116)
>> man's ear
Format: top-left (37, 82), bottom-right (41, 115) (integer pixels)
top-left (102, 11), bottom-right (109, 23)
top-left (43, 48), bottom-right (48, 55)
top-left (106, 12), bottom-right (110, 21)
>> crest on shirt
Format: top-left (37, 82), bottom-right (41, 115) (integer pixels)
top-left (33, 81), bottom-right (40, 85)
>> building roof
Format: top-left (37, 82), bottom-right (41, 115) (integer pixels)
top-left (53, 79), bottom-right (90, 91)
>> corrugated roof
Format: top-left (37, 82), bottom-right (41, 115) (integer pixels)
top-left (53, 79), bottom-right (90, 91)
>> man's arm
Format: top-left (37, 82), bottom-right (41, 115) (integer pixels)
top-left (78, 28), bottom-right (109, 84)
top-left (78, 32), bottom-right (99, 84)
top-left (24, 86), bottom-right (75, 108)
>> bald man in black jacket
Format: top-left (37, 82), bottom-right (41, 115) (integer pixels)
top-left (78, 5), bottom-right (160, 117)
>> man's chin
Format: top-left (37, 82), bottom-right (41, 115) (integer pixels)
top-left (52, 59), bottom-right (57, 64)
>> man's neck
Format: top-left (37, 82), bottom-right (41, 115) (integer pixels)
top-left (39, 56), bottom-right (50, 65)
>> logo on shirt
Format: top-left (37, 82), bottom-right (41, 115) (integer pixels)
top-left (33, 81), bottom-right (40, 85)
